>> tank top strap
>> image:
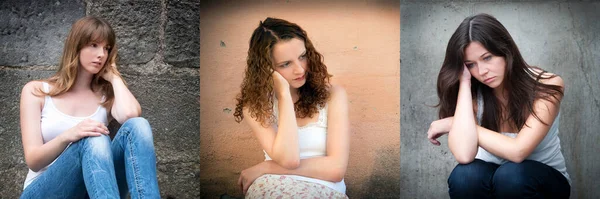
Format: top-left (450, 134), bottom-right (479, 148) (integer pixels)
top-left (317, 103), bottom-right (328, 126)
top-left (476, 88), bottom-right (483, 125)
top-left (42, 82), bottom-right (50, 93)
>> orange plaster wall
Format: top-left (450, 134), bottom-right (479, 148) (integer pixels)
top-left (200, 1), bottom-right (400, 198)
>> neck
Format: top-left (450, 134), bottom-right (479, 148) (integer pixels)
top-left (493, 85), bottom-right (509, 106)
top-left (290, 87), bottom-right (299, 103)
top-left (71, 68), bottom-right (94, 92)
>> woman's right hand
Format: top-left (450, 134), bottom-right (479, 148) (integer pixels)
top-left (460, 65), bottom-right (471, 84)
top-left (427, 117), bottom-right (454, 146)
top-left (272, 70), bottom-right (290, 96)
top-left (59, 119), bottom-right (110, 143)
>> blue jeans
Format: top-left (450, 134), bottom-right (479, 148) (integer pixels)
top-left (448, 159), bottom-right (570, 199)
top-left (21, 117), bottom-right (160, 199)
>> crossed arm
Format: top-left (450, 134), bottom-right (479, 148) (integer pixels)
top-left (428, 75), bottom-right (564, 164)
top-left (238, 85), bottom-right (350, 194)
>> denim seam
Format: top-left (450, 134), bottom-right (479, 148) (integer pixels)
top-left (125, 125), bottom-right (145, 199)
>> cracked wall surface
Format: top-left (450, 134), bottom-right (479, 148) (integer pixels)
top-left (0, 0), bottom-right (200, 198)
top-left (400, 1), bottom-right (600, 198)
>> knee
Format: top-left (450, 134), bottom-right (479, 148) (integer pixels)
top-left (448, 160), bottom-right (493, 192)
top-left (122, 117), bottom-right (153, 142)
top-left (77, 135), bottom-right (112, 160)
top-left (493, 161), bottom-right (534, 193)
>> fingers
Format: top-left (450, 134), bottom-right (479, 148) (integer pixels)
top-left (81, 131), bottom-right (103, 137)
top-left (82, 119), bottom-right (109, 134)
top-left (242, 180), bottom-right (249, 195)
top-left (237, 175), bottom-right (243, 194)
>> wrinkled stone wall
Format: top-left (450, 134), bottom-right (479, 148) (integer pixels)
top-left (0, 0), bottom-right (200, 198)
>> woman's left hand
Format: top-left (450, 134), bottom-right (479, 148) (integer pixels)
top-left (427, 117), bottom-right (454, 146)
top-left (238, 161), bottom-right (268, 195)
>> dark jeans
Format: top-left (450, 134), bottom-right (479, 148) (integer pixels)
top-left (448, 159), bottom-right (570, 199)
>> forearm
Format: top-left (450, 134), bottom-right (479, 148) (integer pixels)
top-left (476, 126), bottom-right (525, 162)
top-left (25, 136), bottom-right (70, 172)
top-left (263, 156), bottom-right (346, 182)
top-left (270, 91), bottom-right (300, 168)
top-left (448, 82), bottom-right (478, 163)
top-left (110, 77), bottom-right (141, 123)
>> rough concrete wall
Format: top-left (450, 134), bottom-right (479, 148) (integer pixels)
top-left (400, 1), bottom-right (600, 198)
top-left (200, 0), bottom-right (399, 198)
top-left (0, 0), bottom-right (200, 198)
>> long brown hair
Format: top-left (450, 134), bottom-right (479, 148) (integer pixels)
top-left (234, 17), bottom-right (331, 126)
top-left (37, 16), bottom-right (122, 108)
top-left (437, 13), bottom-right (563, 131)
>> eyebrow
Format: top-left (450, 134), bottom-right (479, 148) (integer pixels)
top-left (464, 52), bottom-right (490, 62)
top-left (275, 50), bottom-right (307, 66)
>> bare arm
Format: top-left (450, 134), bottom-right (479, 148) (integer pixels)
top-left (476, 76), bottom-right (564, 163)
top-left (261, 85), bottom-right (349, 181)
top-left (20, 81), bottom-right (108, 171)
top-left (448, 67), bottom-right (479, 164)
top-left (243, 72), bottom-right (301, 169)
top-left (239, 85), bottom-right (350, 194)
top-left (243, 90), bottom-right (300, 169)
top-left (103, 63), bottom-right (141, 124)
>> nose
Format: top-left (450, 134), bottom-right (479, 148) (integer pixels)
top-left (478, 62), bottom-right (488, 76)
top-left (293, 60), bottom-right (305, 74)
top-left (97, 48), bottom-right (105, 58)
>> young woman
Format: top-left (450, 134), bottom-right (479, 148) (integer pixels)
top-left (19, 16), bottom-right (160, 198)
top-left (234, 18), bottom-right (350, 198)
top-left (427, 13), bottom-right (570, 198)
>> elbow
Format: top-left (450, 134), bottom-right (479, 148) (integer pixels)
top-left (279, 158), bottom-right (300, 170)
top-left (454, 154), bottom-right (476, 164)
top-left (507, 149), bottom-right (528, 163)
top-left (25, 157), bottom-right (43, 172)
top-left (28, 164), bottom-right (42, 173)
top-left (328, 166), bottom-right (346, 182)
top-left (116, 111), bottom-right (142, 124)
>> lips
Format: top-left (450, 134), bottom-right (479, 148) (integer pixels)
top-left (294, 74), bottom-right (305, 81)
top-left (484, 77), bottom-right (495, 83)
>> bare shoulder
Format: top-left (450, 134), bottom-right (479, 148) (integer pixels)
top-left (328, 84), bottom-right (347, 100)
top-left (529, 68), bottom-right (564, 88)
top-left (22, 80), bottom-right (45, 95)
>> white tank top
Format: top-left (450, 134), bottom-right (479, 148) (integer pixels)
top-left (263, 97), bottom-right (346, 194)
top-left (474, 89), bottom-right (571, 185)
top-left (23, 82), bottom-right (108, 189)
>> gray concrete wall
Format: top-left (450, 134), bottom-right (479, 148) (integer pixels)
top-left (400, 1), bottom-right (600, 198)
top-left (0, 0), bottom-right (200, 198)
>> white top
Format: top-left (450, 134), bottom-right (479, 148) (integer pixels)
top-left (23, 82), bottom-right (108, 189)
top-left (474, 89), bottom-right (571, 185)
top-left (263, 97), bottom-right (346, 194)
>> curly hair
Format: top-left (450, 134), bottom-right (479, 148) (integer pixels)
top-left (437, 13), bottom-right (563, 132)
top-left (234, 17), bottom-right (332, 127)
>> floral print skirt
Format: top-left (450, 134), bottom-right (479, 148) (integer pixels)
top-left (246, 174), bottom-right (348, 199)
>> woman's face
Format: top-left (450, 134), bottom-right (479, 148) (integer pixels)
top-left (271, 37), bottom-right (308, 89)
top-left (79, 40), bottom-right (109, 75)
top-left (464, 41), bottom-right (506, 89)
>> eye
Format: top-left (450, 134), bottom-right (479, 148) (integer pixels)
top-left (299, 54), bottom-right (307, 60)
top-left (91, 43), bottom-right (98, 48)
top-left (465, 63), bottom-right (474, 68)
top-left (483, 55), bottom-right (492, 61)
top-left (104, 46), bottom-right (111, 51)
top-left (280, 62), bottom-right (290, 68)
